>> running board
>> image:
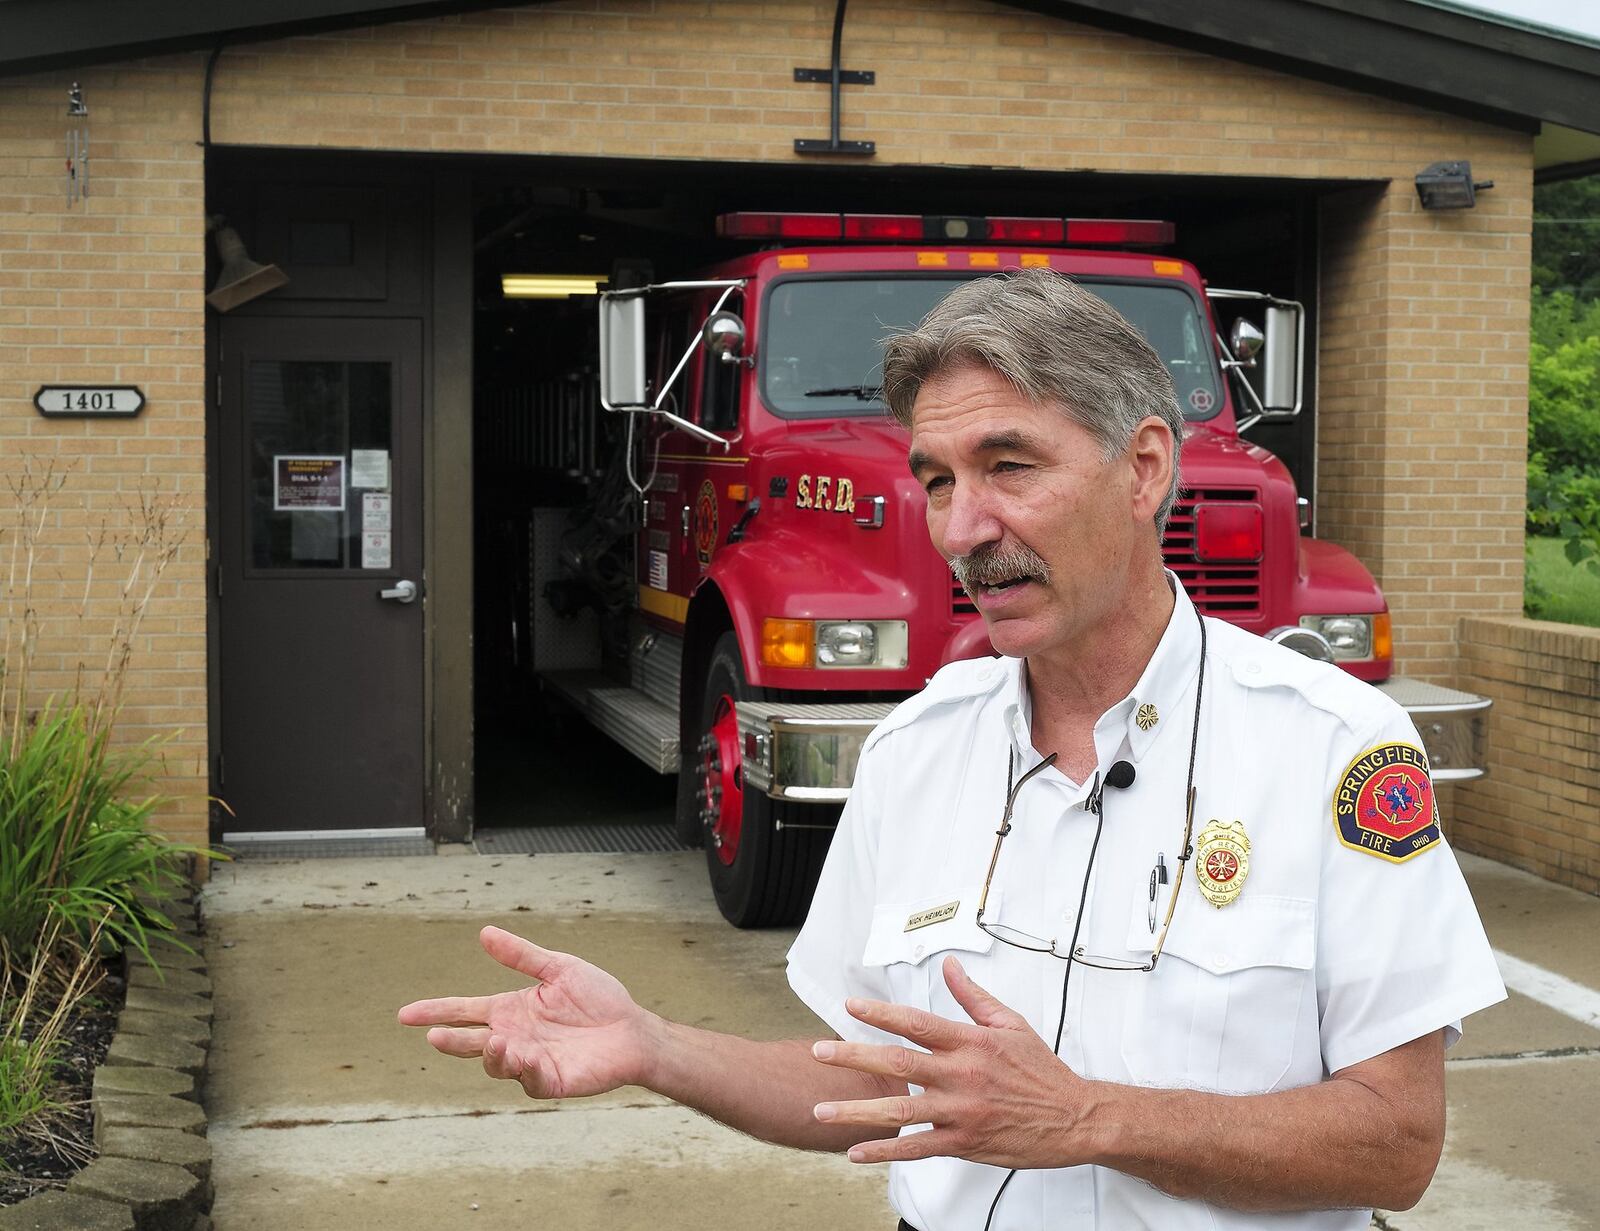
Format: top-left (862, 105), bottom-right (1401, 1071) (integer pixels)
top-left (543, 671), bottom-right (679, 774)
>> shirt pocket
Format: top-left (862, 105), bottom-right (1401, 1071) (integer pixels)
top-left (1118, 893), bottom-right (1315, 1094)
top-left (863, 887), bottom-right (997, 1028)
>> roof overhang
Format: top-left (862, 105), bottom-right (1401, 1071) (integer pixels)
top-left (3, 0), bottom-right (1598, 177)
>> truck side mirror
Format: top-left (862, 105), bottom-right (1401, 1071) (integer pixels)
top-left (1262, 303), bottom-right (1300, 413)
top-left (599, 295), bottom-right (647, 409)
top-left (1229, 318), bottom-right (1264, 362)
top-left (702, 310), bottom-right (746, 363)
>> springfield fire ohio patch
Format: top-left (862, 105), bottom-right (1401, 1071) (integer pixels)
top-left (1334, 742), bottom-right (1440, 863)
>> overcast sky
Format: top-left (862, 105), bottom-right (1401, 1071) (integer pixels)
top-left (1447, 0), bottom-right (1600, 41)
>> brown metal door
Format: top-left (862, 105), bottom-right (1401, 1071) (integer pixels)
top-left (217, 317), bottom-right (424, 834)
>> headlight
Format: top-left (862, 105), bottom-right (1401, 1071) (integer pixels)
top-left (1298, 615), bottom-right (1373, 660)
top-left (817, 620), bottom-right (908, 669)
top-left (761, 619), bottom-right (909, 669)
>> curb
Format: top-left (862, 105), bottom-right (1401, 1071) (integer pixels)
top-left (0, 894), bottom-right (214, 1231)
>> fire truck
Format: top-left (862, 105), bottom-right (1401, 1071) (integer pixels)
top-left (533, 211), bottom-right (1490, 927)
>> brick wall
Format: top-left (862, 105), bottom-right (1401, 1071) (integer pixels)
top-left (1454, 617), bottom-right (1600, 896)
top-left (205, 0), bottom-right (1535, 683)
top-left (0, 0), bottom-right (1539, 852)
top-left (0, 61), bottom-right (210, 848)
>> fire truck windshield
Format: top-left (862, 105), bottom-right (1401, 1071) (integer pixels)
top-left (761, 276), bottom-right (1224, 421)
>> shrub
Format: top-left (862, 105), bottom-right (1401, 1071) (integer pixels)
top-left (0, 701), bottom-right (194, 974)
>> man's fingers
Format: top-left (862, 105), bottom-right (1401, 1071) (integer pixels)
top-left (482, 1033), bottom-right (522, 1081)
top-left (813, 1091), bottom-right (933, 1128)
top-left (845, 1128), bottom-right (960, 1165)
top-left (942, 956), bottom-right (1028, 1030)
top-left (397, 995), bottom-right (492, 1028)
top-left (844, 996), bottom-right (976, 1051)
top-left (425, 1026), bottom-right (490, 1058)
top-left (811, 1039), bottom-right (933, 1084)
top-left (479, 925), bottom-right (564, 981)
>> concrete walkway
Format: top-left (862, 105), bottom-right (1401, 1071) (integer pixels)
top-left (198, 850), bottom-right (1600, 1230)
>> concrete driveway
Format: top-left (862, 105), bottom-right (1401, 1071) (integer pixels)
top-left (198, 849), bottom-right (1600, 1230)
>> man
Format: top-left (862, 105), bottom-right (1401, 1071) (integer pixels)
top-left (399, 270), bottom-right (1505, 1229)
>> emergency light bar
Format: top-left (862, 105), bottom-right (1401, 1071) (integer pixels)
top-left (716, 212), bottom-right (1175, 248)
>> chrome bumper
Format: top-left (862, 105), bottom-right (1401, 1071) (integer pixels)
top-left (1374, 677), bottom-right (1491, 781)
top-left (735, 700), bottom-right (896, 803)
top-left (734, 676), bottom-right (1491, 803)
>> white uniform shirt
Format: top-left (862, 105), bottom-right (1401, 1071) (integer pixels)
top-left (787, 580), bottom-right (1505, 1231)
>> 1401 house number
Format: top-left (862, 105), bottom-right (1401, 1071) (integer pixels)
top-left (33, 385), bottom-right (145, 418)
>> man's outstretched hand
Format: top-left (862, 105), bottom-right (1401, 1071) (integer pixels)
top-left (397, 925), bottom-right (655, 1100)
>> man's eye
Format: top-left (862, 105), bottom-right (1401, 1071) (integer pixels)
top-left (995, 460), bottom-right (1028, 474)
top-left (925, 476), bottom-right (952, 495)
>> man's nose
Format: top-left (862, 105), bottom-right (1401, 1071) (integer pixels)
top-left (939, 480), bottom-right (1004, 559)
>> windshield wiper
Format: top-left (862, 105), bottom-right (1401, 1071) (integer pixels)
top-left (801, 385), bottom-right (883, 400)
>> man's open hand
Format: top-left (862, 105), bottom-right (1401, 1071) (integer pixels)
top-left (810, 955), bottom-right (1101, 1168)
top-left (397, 925), bottom-right (654, 1100)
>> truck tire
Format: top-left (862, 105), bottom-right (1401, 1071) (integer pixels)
top-left (695, 631), bottom-right (831, 928)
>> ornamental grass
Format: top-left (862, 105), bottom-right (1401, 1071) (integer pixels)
top-left (0, 460), bottom-right (218, 1172)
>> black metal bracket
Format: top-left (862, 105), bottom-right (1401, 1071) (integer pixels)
top-left (794, 0), bottom-right (875, 156)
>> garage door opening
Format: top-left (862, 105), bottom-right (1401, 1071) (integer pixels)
top-left (466, 154), bottom-right (1346, 843)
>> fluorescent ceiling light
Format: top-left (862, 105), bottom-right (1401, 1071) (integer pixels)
top-left (501, 274), bottom-right (608, 299)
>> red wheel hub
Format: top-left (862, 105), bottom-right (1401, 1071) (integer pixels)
top-left (702, 693), bottom-right (744, 866)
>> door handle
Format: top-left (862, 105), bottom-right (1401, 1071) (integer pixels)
top-left (379, 579), bottom-right (417, 604)
top-left (681, 504), bottom-right (691, 535)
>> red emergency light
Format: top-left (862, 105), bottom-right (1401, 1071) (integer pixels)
top-left (1064, 219), bottom-right (1176, 247)
top-left (985, 217), bottom-right (1067, 243)
top-left (1194, 502), bottom-right (1264, 564)
top-left (717, 212), bottom-right (843, 239)
top-left (715, 213), bottom-right (1176, 248)
top-left (842, 214), bottom-right (924, 240)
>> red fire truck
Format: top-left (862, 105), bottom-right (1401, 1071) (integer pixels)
top-left (537, 211), bottom-right (1489, 927)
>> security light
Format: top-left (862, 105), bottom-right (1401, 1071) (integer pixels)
top-left (1414, 161), bottom-right (1494, 210)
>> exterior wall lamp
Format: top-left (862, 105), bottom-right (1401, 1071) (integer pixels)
top-left (1415, 161), bottom-right (1495, 210)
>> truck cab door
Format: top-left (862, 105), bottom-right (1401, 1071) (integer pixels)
top-left (655, 293), bottom-right (747, 620)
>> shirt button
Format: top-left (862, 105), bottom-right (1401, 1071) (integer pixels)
top-left (914, 944), bottom-right (925, 960)
top-left (1246, 662), bottom-right (1261, 675)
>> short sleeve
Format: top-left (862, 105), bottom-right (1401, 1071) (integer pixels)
top-left (1316, 705), bottom-right (1506, 1074)
top-left (785, 737), bottom-right (901, 1047)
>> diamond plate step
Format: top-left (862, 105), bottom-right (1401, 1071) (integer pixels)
top-left (543, 671), bottom-right (679, 773)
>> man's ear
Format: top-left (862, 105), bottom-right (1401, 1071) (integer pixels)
top-left (1128, 417), bottom-right (1175, 525)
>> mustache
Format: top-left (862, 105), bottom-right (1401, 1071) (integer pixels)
top-left (948, 541), bottom-right (1052, 590)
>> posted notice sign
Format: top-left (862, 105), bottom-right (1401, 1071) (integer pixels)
top-left (274, 455), bottom-right (346, 512)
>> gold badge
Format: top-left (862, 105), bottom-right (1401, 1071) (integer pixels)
top-left (1135, 703), bottom-right (1159, 731)
top-left (1194, 819), bottom-right (1250, 908)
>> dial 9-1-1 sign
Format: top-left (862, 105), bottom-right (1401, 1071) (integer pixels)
top-left (34, 385), bottom-right (145, 418)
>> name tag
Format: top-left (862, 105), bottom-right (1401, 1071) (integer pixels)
top-left (905, 900), bottom-right (959, 932)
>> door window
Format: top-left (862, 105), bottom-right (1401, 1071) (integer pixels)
top-left (246, 359), bottom-right (393, 570)
top-left (700, 294), bottom-right (743, 433)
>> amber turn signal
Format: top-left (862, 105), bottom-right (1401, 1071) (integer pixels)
top-left (761, 618), bottom-right (814, 669)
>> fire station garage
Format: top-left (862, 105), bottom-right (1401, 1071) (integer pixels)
top-left (4, 1), bottom-right (1600, 903)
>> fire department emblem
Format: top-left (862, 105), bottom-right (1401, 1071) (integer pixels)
top-left (1195, 818), bottom-right (1250, 908)
top-left (1334, 741), bottom-right (1440, 863)
top-left (693, 479), bottom-right (718, 566)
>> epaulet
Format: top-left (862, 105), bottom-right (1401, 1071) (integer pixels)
top-left (1212, 619), bottom-right (1398, 738)
top-left (863, 655), bottom-right (1007, 752)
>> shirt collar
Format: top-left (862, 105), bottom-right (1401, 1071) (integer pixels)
top-left (1000, 570), bottom-right (1204, 768)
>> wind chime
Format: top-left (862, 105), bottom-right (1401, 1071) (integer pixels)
top-left (66, 82), bottom-right (88, 207)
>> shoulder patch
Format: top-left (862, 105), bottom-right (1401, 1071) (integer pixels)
top-left (1333, 742), bottom-right (1440, 863)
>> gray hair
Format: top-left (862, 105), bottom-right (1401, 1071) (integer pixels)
top-left (882, 268), bottom-right (1185, 533)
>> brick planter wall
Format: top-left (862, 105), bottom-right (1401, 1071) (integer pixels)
top-left (0, 897), bottom-right (213, 1231)
top-left (1453, 616), bottom-right (1600, 896)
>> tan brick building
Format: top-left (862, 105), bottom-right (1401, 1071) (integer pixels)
top-left (1, 1), bottom-right (1597, 880)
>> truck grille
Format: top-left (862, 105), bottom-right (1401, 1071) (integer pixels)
top-left (1164, 488), bottom-right (1262, 616)
top-left (945, 487), bottom-right (1263, 619)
